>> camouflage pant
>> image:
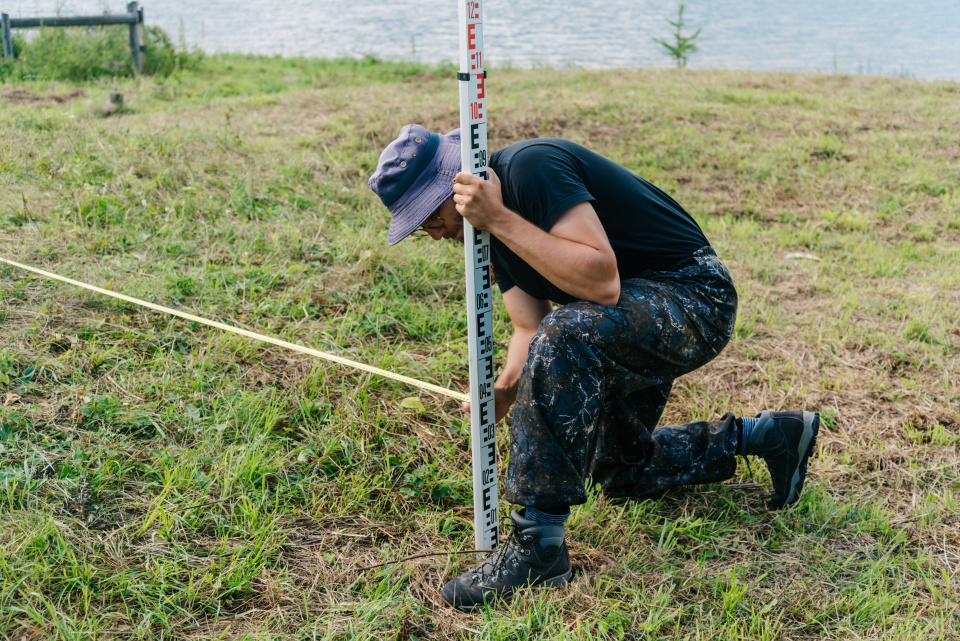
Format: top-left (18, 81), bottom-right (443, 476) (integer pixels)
top-left (504, 247), bottom-right (740, 508)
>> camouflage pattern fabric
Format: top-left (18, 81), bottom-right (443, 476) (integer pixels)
top-left (504, 246), bottom-right (741, 508)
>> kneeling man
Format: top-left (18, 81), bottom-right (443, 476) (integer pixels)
top-left (368, 125), bottom-right (819, 610)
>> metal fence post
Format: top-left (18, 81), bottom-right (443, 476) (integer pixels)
top-left (2, 13), bottom-right (13, 62)
top-left (126, 2), bottom-right (142, 73)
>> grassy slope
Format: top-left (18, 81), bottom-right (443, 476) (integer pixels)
top-left (1, 56), bottom-right (959, 639)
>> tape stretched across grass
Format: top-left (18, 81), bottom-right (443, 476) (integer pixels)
top-left (0, 256), bottom-right (470, 403)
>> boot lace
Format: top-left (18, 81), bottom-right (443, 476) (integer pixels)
top-left (471, 521), bottom-right (534, 586)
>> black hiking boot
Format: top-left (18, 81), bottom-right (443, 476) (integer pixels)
top-left (440, 509), bottom-right (572, 610)
top-left (745, 410), bottom-right (820, 509)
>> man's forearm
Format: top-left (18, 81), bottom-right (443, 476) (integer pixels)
top-left (495, 326), bottom-right (538, 403)
top-left (487, 205), bottom-right (620, 306)
top-left (452, 169), bottom-right (619, 305)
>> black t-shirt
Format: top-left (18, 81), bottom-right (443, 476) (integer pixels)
top-left (488, 138), bottom-right (709, 304)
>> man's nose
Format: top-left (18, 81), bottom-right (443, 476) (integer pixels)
top-left (428, 226), bottom-right (445, 241)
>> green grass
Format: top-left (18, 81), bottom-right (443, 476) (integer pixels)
top-left (1, 24), bottom-right (200, 81)
top-left (1, 55), bottom-right (959, 639)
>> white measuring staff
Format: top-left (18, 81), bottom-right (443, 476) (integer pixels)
top-left (458, 0), bottom-right (498, 553)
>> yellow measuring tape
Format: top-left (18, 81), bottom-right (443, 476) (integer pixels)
top-left (0, 256), bottom-right (469, 403)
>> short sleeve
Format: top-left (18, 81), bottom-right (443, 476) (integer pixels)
top-left (501, 144), bottom-right (595, 232)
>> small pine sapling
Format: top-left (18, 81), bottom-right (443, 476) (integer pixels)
top-left (653, 3), bottom-right (702, 68)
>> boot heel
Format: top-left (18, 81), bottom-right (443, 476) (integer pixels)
top-left (541, 568), bottom-right (573, 587)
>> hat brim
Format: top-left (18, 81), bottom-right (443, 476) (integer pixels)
top-left (386, 130), bottom-right (461, 245)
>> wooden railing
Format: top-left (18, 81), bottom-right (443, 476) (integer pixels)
top-left (2, 2), bottom-right (145, 72)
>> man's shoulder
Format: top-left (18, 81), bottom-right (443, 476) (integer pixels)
top-left (491, 138), bottom-right (589, 182)
top-left (493, 137), bottom-right (583, 161)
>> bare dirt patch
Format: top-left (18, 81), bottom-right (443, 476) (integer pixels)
top-left (0, 87), bottom-right (84, 105)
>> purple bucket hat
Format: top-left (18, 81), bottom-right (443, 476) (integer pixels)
top-left (368, 124), bottom-right (462, 245)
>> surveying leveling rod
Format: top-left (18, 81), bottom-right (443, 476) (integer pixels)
top-left (458, 0), bottom-right (499, 553)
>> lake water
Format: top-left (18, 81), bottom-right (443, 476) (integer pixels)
top-left (4, 0), bottom-right (960, 80)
